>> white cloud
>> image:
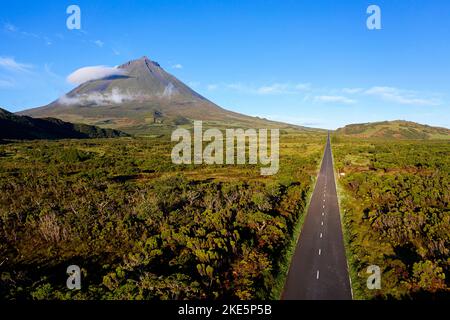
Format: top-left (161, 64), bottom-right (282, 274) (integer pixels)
top-left (172, 64), bottom-right (183, 69)
top-left (223, 82), bottom-right (246, 92)
top-left (0, 57), bottom-right (33, 73)
top-left (314, 95), bottom-right (356, 104)
top-left (3, 23), bottom-right (49, 43)
top-left (295, 83), bottom-right (312, 91)
top-left (364, 86), bottom-right (440, 106)
top-left (44, 63), bottom-right (59, 79)
top-left (42, 36), bottom-right (53, 46)
top-left (256, 83), bottom-right (290, 95)
top-left (59, 88), bottom-right (136, 105)
top-left (222, 82), bottom-right (312, 95)
top-left (258, 114), bottom-right (324, 127)
top-left (342, 88), bottom-right (363, 94)
top-left (93, 40), bottom-right (104, 47)
top-left (58, 84), bottom-right (177, 105)
top-left (191, 80), bottom-right (444, 108)
top-left (256, 83), bottom-right (312, 95)
top-left (226, 82), bottom-right (247, 91)
top-left (4, 23), bottom-right (18, 32)
top-left (163, 82), bottom-right (177, 97)
top-left (188, 81), bottom-right (200, 88)
top-left (0, 78), bottom-right (14, 88)
top-left (67, 65), bottom-right (128, 85)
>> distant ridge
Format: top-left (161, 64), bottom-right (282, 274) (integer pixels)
top-left (0, 107), bottom-right (128, 140)
top-left (336, 120), bottom-right (450, 140)
top-left (19, 56), bottom-right (310, 134)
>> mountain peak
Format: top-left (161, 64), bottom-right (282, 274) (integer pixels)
top-left (138, 55), bottom-right (157, 65)
top-left (18, 56), bottom-right (297, 133)
top-left (118, 55), bottom-right (160, 69)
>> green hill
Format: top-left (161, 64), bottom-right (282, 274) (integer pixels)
top-left (0, 107), bottom-right (129, 141)
top-left (336, 120), bottom-right (450, 140)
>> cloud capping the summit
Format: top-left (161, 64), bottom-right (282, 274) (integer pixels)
top-left (67, 65), bottom-right (127, 85)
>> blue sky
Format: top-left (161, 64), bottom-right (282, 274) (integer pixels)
top-left (1, 0), bottom-right (449, 129)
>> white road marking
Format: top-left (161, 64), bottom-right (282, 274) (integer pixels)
top-left (322, 212), bottom-right (324, 216)
top-left (318, 249), bottom-right (321, 255)
top-left (316, 270), bottom-right (320, 280)
top-left (323, 204), bottom-right (325, 208)
top-left (320, 233), bottom-right (323, 238)
top-left (0, 258), bottom-right (8, 267)
top-left (321, 221), bottom-right (324, 226)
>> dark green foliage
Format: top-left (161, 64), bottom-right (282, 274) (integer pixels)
top-left (172, 116), bottom-right (191, 126)
top-left (0, 136), bottom-right (319, 300)
top-left (0, 107), bottom-right (129, 140)
top-left (336, 120), bottom-right (450, 140)
top-left (333, 138), bottom-right (450, 299)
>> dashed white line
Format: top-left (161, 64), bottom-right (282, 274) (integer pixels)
top-left (323, 204), bottom-right (325, 209)
top-left (322, 212), bottom-right (324, 216)
top-left (318, 249), bottom-right (321, 255)
top-left (321, 221), bottom-right (324, 226)
top-left (0, 258), bottom-right (8, 267)
top-left (316, 270), bottom-right (320, 280)
top-left (320, 233), bottom-right (323, 238)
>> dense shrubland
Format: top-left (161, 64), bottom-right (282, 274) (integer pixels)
top-left (0, 134), bottom-right (323, 300)
top-left (333, 138), bottom-right (450, 299)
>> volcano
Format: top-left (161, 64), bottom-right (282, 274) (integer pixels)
top-left (20, 56), bottom-right (300, 134)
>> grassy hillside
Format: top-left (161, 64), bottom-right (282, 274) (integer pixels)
top-left (0, 108), bottom-right (128, 140)
top-left (336, 120), bottom-right (450, 140)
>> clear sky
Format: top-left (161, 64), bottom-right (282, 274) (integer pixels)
top-left (1, 0), bottom-right (449, 129)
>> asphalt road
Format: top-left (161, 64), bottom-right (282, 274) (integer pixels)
top-left (282, 133), bottom-right (352, 300)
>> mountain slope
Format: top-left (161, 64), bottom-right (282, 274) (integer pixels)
top-left (336, 120), bottom-right (450, 140)
top-left (19, 56), bottom-right (305, 133)
top-left (0, 108), bottom-right (128, 140)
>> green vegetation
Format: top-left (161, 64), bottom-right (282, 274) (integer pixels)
top-left (0, 132), bottom-right (324, 300)
top-left (333, 137), bottom-right (450, 299)
top-left (0, 107), bottom-right (128, 140)
top-left (336, 120), bottom-right (450, 140)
